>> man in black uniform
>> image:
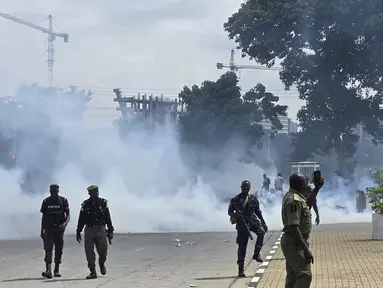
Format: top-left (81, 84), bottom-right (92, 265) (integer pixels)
top-left (228, 180), bottom-right (268, 277)
top-left (40, 184), bottom-right (70, 278)
top-left (76, 185), bottom-right (114, 279)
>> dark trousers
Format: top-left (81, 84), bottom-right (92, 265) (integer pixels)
top-left (43, 227), bottom-right (64, 265)
top-left (236, 221), bottom-right (265, 266)
top-left (84, 226), bottom-right (108, 269)
top-left (281, 233), bottom-right (312, 287)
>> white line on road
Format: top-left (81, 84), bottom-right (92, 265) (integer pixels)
top-left (248, 232), bottom-right (283, 287)
top-left (134, 246), bottom-right (150, 252)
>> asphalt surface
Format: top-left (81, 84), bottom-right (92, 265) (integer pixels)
top-left (0, 230), bottom-right (280, 287)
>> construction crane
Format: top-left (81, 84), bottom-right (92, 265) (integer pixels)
top-left (217, 49), bottom-right (280, 72)
top-left (0, 12), bottom-right (68, 87)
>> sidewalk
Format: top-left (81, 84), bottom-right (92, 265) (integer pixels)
top-left (257, 223), bottom-right (383, 288)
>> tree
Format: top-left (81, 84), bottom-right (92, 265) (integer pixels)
top-left (224, 0), bottom-right (383, 176)
top-left (178, 72), bottom-right (287, 159)
top-left (366, 168), bottom-right (383, 214)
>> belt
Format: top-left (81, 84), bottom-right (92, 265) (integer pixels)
top-left (47, 224), bottom-right (63, 228)
top-left (86, 224), bottom-right (105, 228)
top-left (283, 231), bottom-right (309, 240)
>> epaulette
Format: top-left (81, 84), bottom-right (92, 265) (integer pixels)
top-left (80, 200), bottom-right (87, 211)
top-left (293, 193), bottom-right (304, 202)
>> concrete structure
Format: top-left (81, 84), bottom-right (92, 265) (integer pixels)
top-left (261, 116), bottom-right (298, 134)
top-left (113, 89), bottom-right (182, 133)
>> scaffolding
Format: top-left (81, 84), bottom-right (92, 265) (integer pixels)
top-left (113, 89), bottom-right (184, 132)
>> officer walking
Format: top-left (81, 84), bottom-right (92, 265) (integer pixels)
top-left (281, 174), bottom-right (324, 287)
top-left (228, 180), bottom-right (268, 277)
top-left (76, 185), bottom-right (114, 279)
top-left (40, 184), bottom-right (70, 278)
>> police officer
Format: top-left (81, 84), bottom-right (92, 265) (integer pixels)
top-left (40, 184), bottom-right (70, 278)
top-left (76, 185), bottom-right (114, 279)
top-left (228, 180), bottom-right (268, 277)
top-left (281, 174), bottom-right (324, 287)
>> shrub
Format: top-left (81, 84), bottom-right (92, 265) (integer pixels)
top-left (366, 168), bottom-right (383, 214)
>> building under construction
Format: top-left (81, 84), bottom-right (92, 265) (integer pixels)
top-left (113, 89), bottom-right (184, 134)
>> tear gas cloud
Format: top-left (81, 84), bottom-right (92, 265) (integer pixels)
top-left (0, 88), bottom-right (372, 239)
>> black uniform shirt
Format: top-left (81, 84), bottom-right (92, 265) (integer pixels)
top-left (228, 193), bottom-right (263, 221)
top-left (40, 196), bottom-right (69, 228)
top-left (77, 198), bottom-right (114, 233)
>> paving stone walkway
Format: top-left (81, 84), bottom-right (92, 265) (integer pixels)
top-left (256, 223), bottom-right (383, 288)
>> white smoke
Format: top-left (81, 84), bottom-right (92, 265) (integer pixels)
top-left (0, 88), bottom-right (373, 240)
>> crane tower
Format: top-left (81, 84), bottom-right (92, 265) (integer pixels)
top-left (0, 12), bottom-right (68, 87)
top-left (217, 49), bottom-right (280, 72)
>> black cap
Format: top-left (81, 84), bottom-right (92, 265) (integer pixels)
top-left (50, 184), bottom-right (59, 191)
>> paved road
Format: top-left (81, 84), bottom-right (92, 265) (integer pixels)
top-left (0, 230), bottom-right (280, 288)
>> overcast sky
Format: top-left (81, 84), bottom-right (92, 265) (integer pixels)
top-left (0, 0), bottom-right (303, 125)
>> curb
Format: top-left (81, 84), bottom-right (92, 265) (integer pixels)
top-left (247, 232), bottom-right (283, 287)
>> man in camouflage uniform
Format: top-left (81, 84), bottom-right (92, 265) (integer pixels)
top-left (228, 180), bottom-right (268, 277)
top-left (76, 185), bottom-right (114, 279)
top-left (281, 173), bottom-right (324, 287)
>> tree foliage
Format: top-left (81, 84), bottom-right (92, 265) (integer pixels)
top-left (178, 72), bottom-right (287, 150)
top-left (224, 0), bottom-right (383, 175)
top-left (366, 168), bottom-right (383, 214)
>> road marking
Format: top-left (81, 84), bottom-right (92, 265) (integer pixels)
top-left (134, 246), bottom-right (150, 252)
top-left (248, 232), bottom-right (283, 287)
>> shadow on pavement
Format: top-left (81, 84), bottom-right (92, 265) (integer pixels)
top-left (347, 238), bottom-right (380, 242)
top-left (195, 276), bottom-right (238, 281)
top-left (43, 278), bottom-right (88, 282)
top-left (2, 277), bottom-right (44, 282)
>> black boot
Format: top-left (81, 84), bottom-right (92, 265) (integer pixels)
top-left (42, 264), bottom-right (53, 279)
top-left (86, 268), bottom-right (97, 279)
top-left (238, 265), bottom-right (245, 277)
top-left (252, 246), bottom-right (263, 263)
top-left (99, 263), bottom-right (107, 275)
top-left (54, 263), bottom-right (61, 277)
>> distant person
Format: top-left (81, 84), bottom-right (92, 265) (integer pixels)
top-left (303, 175), bottom-right (320, 225)
top-left (40, 184), bottom-right (70, 278)
top-left (274, 173), bottom-right (284, 196)
top-left (76, 185), bottom-right (114, 279)
top-left (262, 173), bottom-right (271, 192)
top-left (281, 173), bottom-right (324, 287)
top-left (228, 180), bottom-right (268, 277)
